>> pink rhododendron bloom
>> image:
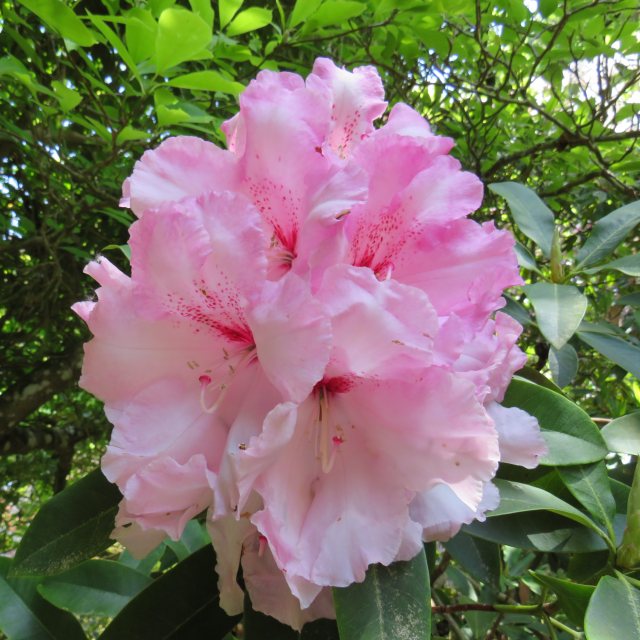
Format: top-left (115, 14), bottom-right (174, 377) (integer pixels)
top-left (74, 57), bottom-right (547, 630)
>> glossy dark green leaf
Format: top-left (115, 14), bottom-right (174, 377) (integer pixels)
top-left (491, 480), bottom-right (602, 535)
top-left (617, 461), bottom-right (640, 569)
top-left (100, 545), bottom-right (239, 639)
top-left (0, 558), bottom-right (86, 640)
top-left (333, 549), bottom-right (431, 640)
top-left (503, 378), bottom-right (607, 465)
top-left (530, 571), bottom-right (594, 627)
top-left (558, 462), bottom-right (616, 532)
top-left (584, 253), bottom-right (640, 277)
top-left (11, 470), bottom-right (121, 577)
top-left (602, 413), bottom-right (640, 455)
top-left (444, 532), bottom-right (501, 587)
top-left (243, 593), bottom-right (297, 639)
top-left (489, 182), bottom-right (555, 257)
top-left (585, 576), bottom-right (640, 639)
top-left (548, 343), bottom-right (578, 388)
top-left (465, 511), bottom-right (609, 553)
top-left (38, 560), bottom-right (151, 618)
top-left (578, 329), bottom-right (640, 379)
top-left (524, 282), bottom-right (587, 350)
top-left (575, 200), bottom-right (640, 269)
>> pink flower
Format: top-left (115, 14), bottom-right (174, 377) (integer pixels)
top-left (75, 56), bottom-right (546, 627)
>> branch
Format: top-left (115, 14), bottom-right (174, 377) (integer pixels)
top-left (0, 347), bottom-right (83, 435)
top-left (0, 422), bottom-right (89, 457)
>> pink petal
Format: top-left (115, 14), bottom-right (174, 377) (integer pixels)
top-left (249, 273), bottom-right (331, 403)
top-left (487, 402), bottom-right (547, 468)
top-left (393, 220), bottom-right (523, 323)
top-left (410, 481), bottom-right (500, 542)
top-left (111, 503), bottom-right (167, 558)
top-left (316, 265), bottom-right (437, 376)
top-left (307, 58), bottom-right (386, 158)
top-left (122, 136), bottom-right (239, 216)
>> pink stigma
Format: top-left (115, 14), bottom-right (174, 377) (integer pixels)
top-left (199, 374), bottom-right (212, 387)
top-left (332, 436), bottom-right (344, 446)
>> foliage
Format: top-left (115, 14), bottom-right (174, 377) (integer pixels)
top-left (1, 0), bottom-right (639, 638)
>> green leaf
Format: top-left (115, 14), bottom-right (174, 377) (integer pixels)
top-left (100, 546), bottom-right (240, 639)
top-left (530, 571), bottom-right (593, 627)
top-left (333, 549), bottom-right (430, 640)
top-left (19, 0), bottom-right (97, 46)
top-left (219, 0), bottom-right (243, 28)
top-left (524, 282), bottom-right (588, 350)
top-left (38, 560), bottom-right (151, 618)
top-left (575, 201), bottom-right (640, 269)
top-left (489, 182), bottom-right (555, 257)
top-left (585, 576), bottom-right (640, 639)
top-left (11, 470), bottom-right (121, 577)
top-left (503, 378), bottom-right (608, 465)
top-left (490, 479), bottom-right (603, 536)
top-left (618, 462), bottom-right (640, 569)
top-left (514, 242), bottom-right (541, 273)
top-left (444, 532), bottom-right (501, 587)
top-left (311, 1), bottom-right (366, 27)
top-left (189, 0), bottom-right (214, 28)
top-left (51, 81), bottom-right (82, 111)
top-left (0, 558), bottom-right (86, 640)
top-left (584, 253), bottom-right (640, 276)
top-left (167, 70), bottom-right (244, 95)
top-left (155, 8), bottom-right (212, 73)
top-left (578, 329), bottom-right (640, 379)
top-left (87, 14), bottom-right (142, 87)
top-left (465, 511), bottom-right (611, 553)
top-left (115, 126), bottom-right (150, 144)
top-left (557, 462), bottom-right (616, 531)
top-left (124, 9), bottom-right (157, 64)
top-left (226, 7), bottom-right (272, 36)
top-left (289, 0), bottom-right (324, 28)
top-left (602, 413), bottom-right (640, 455)
top-left (243, 593), bottom-right (298, 639)
top-left (538, 0), bottom-right (557, 17)
top-left (548, 342), bottom-right (578, 388)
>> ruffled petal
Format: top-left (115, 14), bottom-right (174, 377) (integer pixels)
top-left (487, 402), bottom-right (547, 469)
top-left (121, 136), bottom-right (239, 216)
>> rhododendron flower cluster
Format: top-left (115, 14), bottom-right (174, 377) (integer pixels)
top-left (74, 58), bottom-right (547, 630)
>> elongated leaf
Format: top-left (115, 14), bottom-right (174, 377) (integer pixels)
top-left (11, 470), bottom-right (121, 577)
top-left (333, 549), bottom-right (430, 640)
top-left (0, 558), bottom-right (86, 640)
top-left (289, 0), bottom-right (324, 27)
top-left (38, 560), bottom-right (151, 618)
top-left (585, 576), bottom-right (640, 639)
top-left (524, 282), bottom-right (588, 350)
top-left (602, 413), bottom-right (640, 455)
top-left (167, 70), bottom-right (244, 95)
top-left (514, 242), bottom-right (541, 273)
top-left (155, 8), bottom-right (211, 73)
top-left (548, 343), bottom-right (578, 387)
top-left (576, 201), bottom-right (640, 269)
top-left (491, 479), bottom-right (602, 536)
top-left (584, 253), bottom-right (640, 276)
top-left (19, 0), bottom-right (97, 46)
top-left (617, 462), bottom-right (640, 569)
top-left (444, 532), bottom-right (500, 587)
top-left (558, 462), bottom-right (616, 531)
top-left (312, 1), bottom-right (366, 27)
top-left (503, 378), bottom-right (607, 465)
top-left (101, 546), bottom-right (239, 639)
top-left (530, 571), bottom-right (594, 627)
top-left (219, 0), bottom-right (243, 28)
top-left (465, 511), bottom-right (610, 553)
top-left (489, 182), bottom-right (555, 257)
top-left (226, 7), bottom-right (272, 36)
top-left (578, 330), bottom-right (640, 379)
